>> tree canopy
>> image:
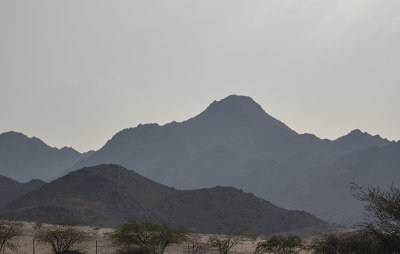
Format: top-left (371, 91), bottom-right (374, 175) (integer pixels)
top-left (110, 219), bottom-right (188, 254)
top-left (34, 221), bottom-right (90, 254)
top-left (350, 182), bottom-right (400, 253)
top-left (255, 235), bottom-right (303, 254)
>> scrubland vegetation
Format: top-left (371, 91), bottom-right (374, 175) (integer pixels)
top-left (1, 183), bottom-right (399, 254)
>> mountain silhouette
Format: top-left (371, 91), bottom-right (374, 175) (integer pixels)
top-left (0, 164), bottom-right (325, 233)
top-left (0, 131), bottom-right (93, 181)
top-left (330, 129), bottom-right (391, 153)
top-left (63, 95), bottom-right (393, 225)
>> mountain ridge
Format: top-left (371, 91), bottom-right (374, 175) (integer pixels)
top-left (0, 164), bottom-right (326, 233)
top-left (61, 95), bottom-right (394, 225)
top-left (1, 95), bottom-right (396, 226)
top-left (0, 131), bottom-right (93, 182)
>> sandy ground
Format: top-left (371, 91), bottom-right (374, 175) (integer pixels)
top-left (2, 221), bottom-right (316, 254)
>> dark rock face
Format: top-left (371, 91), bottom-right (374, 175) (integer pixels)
top-left (0, 175), bottom-right (46, 208)
top-left (0, 164), bottom-right (325, 234)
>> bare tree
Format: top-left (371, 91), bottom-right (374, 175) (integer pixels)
top-left (34, 222), bottom-right (90, 254)
top-left (186, 234), bottom-right (210, 254)
top-left (209, 224), bottom-right (250, 254)
top-left (350, 182), bottom-right (400, 253)
top-left (0, 220), bottom-right (22, 252)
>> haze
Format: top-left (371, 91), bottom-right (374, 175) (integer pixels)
top-left (1, 0), bottom-right (399, 152)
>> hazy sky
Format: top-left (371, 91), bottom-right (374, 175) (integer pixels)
top-left (1, 0), bottom-right (399, 152)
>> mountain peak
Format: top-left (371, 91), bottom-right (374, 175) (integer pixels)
top-left (332, 129), bottom-right (391, 152)
top-left (190, 95), bottom-right (292, 131)
top-left (216, 94), bottom-right (259, 105)
top-left (0, 131), bottom-right (93, 182)
top-left (0, 131), bottom-right (47, 147)
top-left (342, 129), bottom-right (388, 141)
top-left (207, 94), bottom-right (263, 113)
top-left (0, 131), bottom-right (27, 140)
top-left (62, 164), bottom-right (174, 194)
top-left (348, 129), bottom-right (364, 136)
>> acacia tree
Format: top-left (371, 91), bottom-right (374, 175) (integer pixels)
top-left (209, 224), bottom-right (251, 254)
top-left (0, 220), bottom-right (22, 252)
top-left (255, 235), bottom-right (303, 254)
top-left (350, 182), bottom-right (400, 252)
top-left (34, 222), bottom-right (90, 254)
top-left (110, 219), bottom-right (188, 254)
top-left (186, 234), bottom-right (210, 254)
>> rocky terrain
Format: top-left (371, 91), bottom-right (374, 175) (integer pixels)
top-left (1, 95), bottom-right (398, 225)
top-left (0, 175), bottom-right (45, 208)
top-left (64, 95), bottom-right (397, 225)
top-left (0, 164), bottom-right (325, 234)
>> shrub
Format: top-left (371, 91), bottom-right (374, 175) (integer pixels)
top-left (350, 183), bottom-right (400, 253)
top-left (110, 219), bottom-right (188, 254)
top-left (255, 235), bottom-right (303, 254)
top-left (34, 222), bottom-right (90, 254)
top-left (309, 230), bottom-right (385, 254)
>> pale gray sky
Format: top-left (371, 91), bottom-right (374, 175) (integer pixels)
top-left (1, 0), bottom-right (399, 152)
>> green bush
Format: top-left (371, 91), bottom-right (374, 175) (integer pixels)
top-left (110, 219), bottom-right (188, 254)
top-left (255, 235), bottom-right (303, 254)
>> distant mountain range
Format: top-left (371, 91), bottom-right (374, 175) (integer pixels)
top-left (1, 95), bottom-right (398, 226)
top-left (0, 131), bottom-right (93, 182)
top-left (0, 164), bottom-right (325, 233)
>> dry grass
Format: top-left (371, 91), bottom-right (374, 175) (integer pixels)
top-left (3, 221), bottom-right (319, 254)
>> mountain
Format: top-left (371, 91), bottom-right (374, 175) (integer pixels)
top-left (0, 131), bottom-right (93, 182)
top-left (0, 175), bottom-right (46, 208)
top-left (330, 140), bottom-right (400, 186)
top-left (304, 141), bottom-right (400, 225)
top-left (0, 164), bottom-right (325, 233)
top-left (330, 129), bottom-right (391, 153)
top-left (62, 95), bottom-right (394, 225)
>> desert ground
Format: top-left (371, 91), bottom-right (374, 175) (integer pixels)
top-left (3, 221), bottom-right (324, 254)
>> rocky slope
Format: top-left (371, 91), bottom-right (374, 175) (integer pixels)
top-left (64, 95), bottom-right (394, 225)
top-left (0, 175), bottom-right (46, 208)
top-left (1, 164), bottom-right (325, 233)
